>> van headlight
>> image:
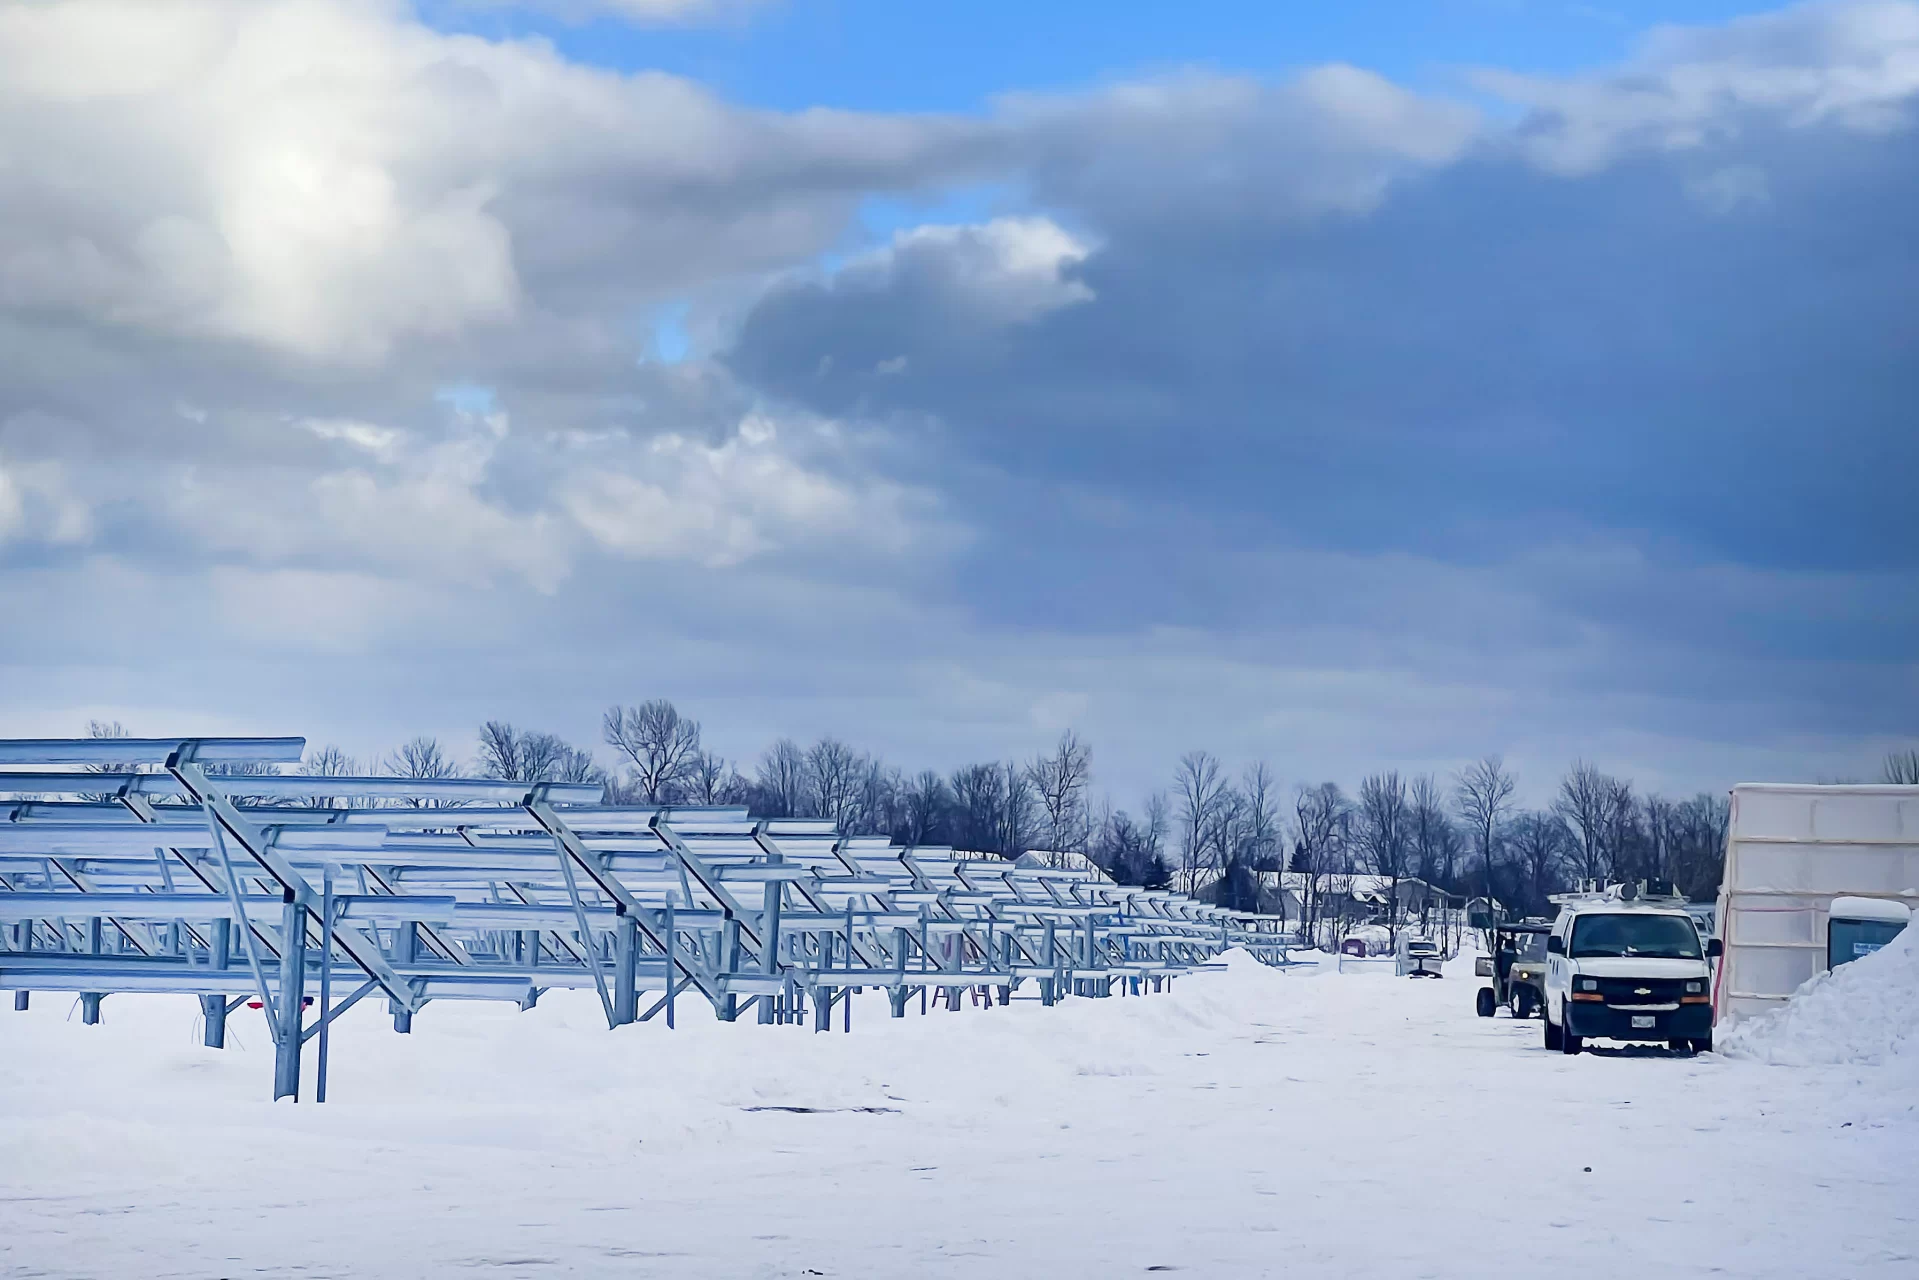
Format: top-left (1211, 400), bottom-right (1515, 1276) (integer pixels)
top-left (1578, 978), bottom-right (1599, 992)
top-left (1685, 981), bottom-right (1703, 994)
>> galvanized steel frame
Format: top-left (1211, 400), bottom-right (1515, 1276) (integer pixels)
top-left (1, 735), bottom-right (1292, 1099)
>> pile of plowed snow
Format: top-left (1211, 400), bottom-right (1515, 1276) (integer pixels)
top-left (1721, 924), bottom-right (1918, 1070)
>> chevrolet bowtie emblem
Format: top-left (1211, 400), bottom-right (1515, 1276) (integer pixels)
top-left (1634, 987), bottom-right (1651, 995)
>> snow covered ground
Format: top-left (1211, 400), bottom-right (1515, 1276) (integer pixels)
top-left (4, 951), bottom-right (1914, 1279)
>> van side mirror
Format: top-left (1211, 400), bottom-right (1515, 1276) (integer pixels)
top-left (1546, 935), bottom-right (1564, 955)
top-left (1706, 937), bottom-right (1723, 959)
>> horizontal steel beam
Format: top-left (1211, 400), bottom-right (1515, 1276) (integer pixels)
top-left (0, 738), bottom-right (306, 767)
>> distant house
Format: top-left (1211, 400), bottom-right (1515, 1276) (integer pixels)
top-left (1190, 870), bottom-right (1305, 921)
top-left (1189, 870), bottom-right (1464, 928)
top-left (1465, 895), bottom-right (1513, 927)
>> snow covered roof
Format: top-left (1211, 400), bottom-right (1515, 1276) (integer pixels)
top-left (1829, 896), bottom-right (1913, 924)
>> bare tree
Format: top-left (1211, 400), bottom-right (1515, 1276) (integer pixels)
top-left (297, 744), bottom-right (360, 807)
top-left (1028, 730), bottom-right (1093, 860)
top-left (518, 732), bottom-right (571, 784)
top-left (999, 761), bottom-right (1036, 856)
top-left (300, 745), bottom-right (357, 777)
top-left (385, 736), bottom-right (458, 807)
top-left (1239, 762), bottom-right (1283, 868)
top-left (1356, 772), bottom-right (1411, 943)
top-left (1554, 760), bottom-right (1629, 886)
top-left (950, 763), bottom-right (1006, 854)
top-left (476, 720), bottom-right (524, 781)
top-left (1508, 810), bottom-right (1570, 917)
top-left (603, 700), bottom-right (702, 804)
top-left (552, 745), bottom-right (609, 788)
top-left (754, 738), bottom-right (807, 818)
top-left (804, 737), bottom-right (866, 829)
top-left (680, 749), bottom-right (732, 805)
top-left (1672, 792), bottom-right (1730, 901)
top-left (1406, 774), bottom-right (1453, 927)
top-left (1641, 794), bottom-right (1682, 884)
top-left (900, 769), bottom-right (951, 845)
top-left (1455, 755), bottom-right (1517, 920)
top-left (1292, 782), bottom-right (1351, 948)
top-left (1885, 748), bottom-right (1919, 784)
top-left (1173, 751), bottom-right (1229, 894)
top-left (478, 722), bottom-right (585, 786)
top-left (386, 736), bottom-right (457, 780)
top-left (849, 758), bottom-right (897, 836)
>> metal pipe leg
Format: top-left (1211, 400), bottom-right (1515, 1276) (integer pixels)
top-left (12, 991), bottom-right (27, 1012)
top-left (613, 913), bottom-right (639, 1027)
top-left (392, 920), bottom-right (416, 1034)
top-left (201, 993), bottom-right (227, 1048)
top-left (273, 896), bottom-right (306, 1102)
top-left (80, 992), bottom-right (103, 1024)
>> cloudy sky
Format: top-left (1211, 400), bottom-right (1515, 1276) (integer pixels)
top-left (1, 0), bottom-right (1913, 804)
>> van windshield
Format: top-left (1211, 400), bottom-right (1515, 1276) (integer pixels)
top-left (1569, 913), bottom-right (1701, 959)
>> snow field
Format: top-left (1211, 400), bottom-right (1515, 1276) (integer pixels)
top-left (1722, 924), bottom-right (1918, 1081)
top-left (3, 950), bottom-right (1915, 1278)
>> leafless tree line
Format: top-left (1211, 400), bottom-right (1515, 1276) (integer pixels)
top-left (79, 711), bottom-right (1919, 927)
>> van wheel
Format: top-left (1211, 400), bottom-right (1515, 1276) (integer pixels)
top-left (1476, 988), bottom-right (1495, 1018)
top-left (1561, 1028), bottom-right (1582, 1055)
top-left (1691, 1033), bottom-right (1712, 1054)
top-left (1544, 1012), bottom-right (1562, 1050)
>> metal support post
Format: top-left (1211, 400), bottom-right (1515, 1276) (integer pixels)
top-left (274, 894), bottom-right (307, 1102)
top-left (316, 869), bottom-right (334, 1104)
top-left (613, 911), bottom-right (639, 1027)
top-left (200, 994), bottom-right (227, 1047)
top-left (664, 899), bottom-right (677, 1030)
top-left (757, 879), bottom-right (783, 1026)
top-left (391, 920), bottom-right (417, 1033)
top-left (12, 991), bottom-right (27, 1012)
top-left (719, 915), bottom-right (741, 1022)
top-left (81, 992), bottom-right (103, 1024)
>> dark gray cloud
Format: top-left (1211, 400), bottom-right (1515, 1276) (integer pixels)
top-left (718, 2), bottom-right (1919, 778)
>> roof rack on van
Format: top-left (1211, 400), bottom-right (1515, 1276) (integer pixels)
top-left (1547, 879), bottom-right (1688, 907)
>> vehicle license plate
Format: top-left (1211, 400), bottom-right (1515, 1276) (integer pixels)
top-left (1631, 1015), bottom-right (1656, 1029)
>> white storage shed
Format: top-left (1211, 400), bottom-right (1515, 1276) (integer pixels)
top-left (1713, 783), bottom-right (1919, 1025)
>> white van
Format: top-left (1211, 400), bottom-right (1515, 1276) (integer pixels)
top-left (1543, 886), bottom-right (1721, 1055)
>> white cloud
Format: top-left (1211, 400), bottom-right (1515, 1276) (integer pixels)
top-left (451, 0), bottom-right (772, 25)
top-left (161, 409), bottom-right (569, 589)
top-left (0, 458), bottom-right (92, 546)
top-left (1475, 0), bottom-right (1919, 175)
top-left (840, 216), bottom-right (1095, 324)
top-left (1005, 67), bottom-right (1482, 222)
top-left (563, 411), bottom-right (938, 566)
top-left (0, 0), bottom-right (992, 363)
